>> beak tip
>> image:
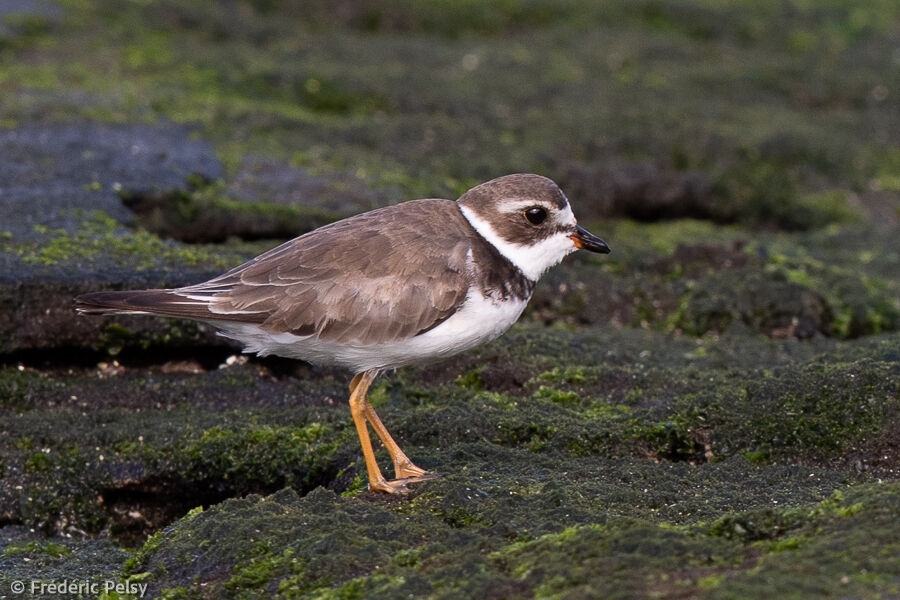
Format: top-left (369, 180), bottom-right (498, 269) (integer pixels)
top-left (572, 226), bottom-right (611, 254)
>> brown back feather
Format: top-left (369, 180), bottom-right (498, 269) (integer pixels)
top-left (77, 199), bottom-right (481, 345)
top-left (207, 199), bottom-right (474, 344)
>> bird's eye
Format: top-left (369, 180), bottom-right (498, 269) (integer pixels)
top-left (524, 207), bottom-right (547, 225)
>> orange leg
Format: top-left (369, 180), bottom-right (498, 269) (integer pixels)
top-left (363, 399), bottom-right (430, 479)
top-left (348, 370), bottom-right (405, 493)
top-left (348, 371), bottom-right (437, 493)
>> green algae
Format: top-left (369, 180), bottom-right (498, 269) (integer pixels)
top-left (528, 221), bottom-right (900, 340)
top-left (482, 483), bottom-right (900, 599)
top-left (162, 421), bottom-right (347, 493)
top-left (0, 367), bottom-right (55, 412)
top-left (2, 540), bottom-right (71, 558)
top-left (384, 336), bottom-right (899, 465)
top-left (6, 327), bottom-right (895, 540)
top-left (9, 210), bottom-right (242, 271)
top-left (116, 480), bottom-right (899, 599)
top-left (0, 10), bottom-right (54, 54)
top-left (702, 485), bottom-right (900, 599)
top-left (3, 0), bottom-right (897, 209)
top-left (761, 248), bottom-right (900, 339)
top-left (0, 364), bottom-right (351, 537)
top-left (2, 334), bottom-right (896, 595)
top-left (674, 268), bottom-right (832, 338)
top-left (1, 1), bottom-right (899, 597)
top-left (0, 531), bottom-right (129, 600)
top-left (707, 157), bottom-right (860, 230)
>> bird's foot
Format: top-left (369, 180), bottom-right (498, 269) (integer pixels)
top-left (368, 476), bottom-right (410, 494)
top-left (397, 473), bottom-right (441, 484)
top-left (393, 459), bottom-right (430, 480)
top-left (368, 472), bottom-right (441, 494)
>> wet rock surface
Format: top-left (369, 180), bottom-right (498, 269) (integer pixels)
top-left (0, 0), bottom-right (62, 39)
top-left (228, 156), bottom-right (385, 215)
top-left (1, 1), bottom-right (899, 599)
top-left (0, 121), bottom-right (233, 356)
top-left (0, 122), bottom-right (222, 239)
top-left (560, 160), bottom-right (717, 222)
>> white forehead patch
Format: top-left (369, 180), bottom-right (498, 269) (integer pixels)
top-left (499, 198), bottom-right (576, 224)
top-left (460, 204), bottom-right (578, 281)
top-left (554, 203), bottom-right (577, 228)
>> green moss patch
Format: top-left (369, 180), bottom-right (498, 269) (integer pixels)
top-left (1, 0), bottom-right (899, 596)
top-left (5, 210), bottom-right (242, 271)
top-left (121, 480), bottom-right (899, 599)
top-left (3, 328), bottom-right (896, 543)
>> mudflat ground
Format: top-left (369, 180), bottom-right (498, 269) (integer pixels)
top-left (0, 1), bottom-right (898, 598)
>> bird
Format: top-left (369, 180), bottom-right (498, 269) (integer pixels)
top-left (75, 173), bottom-right (610, 493)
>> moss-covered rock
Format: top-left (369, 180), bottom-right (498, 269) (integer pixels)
top-left (527, 229), bottom-right (899, 340)
top-left (1, 1), bottom-right (899, 597)
top-left (0, 526), bottom-right (129, 600)
top-left (118, 480), bottom-right (899, 599)
top-left (120, 179), bottom-right (349, 244)
top-left (676, 268), bottom-right (832, 339)
top-left (2, 327), bottom-right (897, 545)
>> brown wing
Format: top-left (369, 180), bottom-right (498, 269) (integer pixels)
top-left (173, 198), bottom-right (473, 345)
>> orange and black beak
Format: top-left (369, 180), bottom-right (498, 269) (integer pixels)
top-left (570, 225), bottom-right (610, 254)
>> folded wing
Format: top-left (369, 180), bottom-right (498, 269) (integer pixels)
top-left (76, 199), bottom-right (473, 346)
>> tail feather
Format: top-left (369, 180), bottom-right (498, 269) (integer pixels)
top-left (74, 289), bottom-right (218, 320)
top-left (75, 286), bottom-right (273, 325)
top-left (77, 289), bottom-right (183, 315)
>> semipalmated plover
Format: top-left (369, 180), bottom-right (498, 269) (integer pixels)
top-left (76, 173), bottom-right (610, 493)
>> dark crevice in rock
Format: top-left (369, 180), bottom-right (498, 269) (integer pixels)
top-left (0, 345), bottom-right (236, 372)
top-left (101, 461), bottom-right (350, 547)
top-left (0, 516), bottom-right (23, 529)
top-left (0, 347), bottom-right (317, 383)
top-left (557, 151), bottom-right (858, 231)
top-left (118, 182), bottom-right (346, 244)
top-left (1, 347), bottom-right (111, 370)
top-left (559, 160), bottom-right (716, 222)
top-left (101, 477), bottom-right (227, 547)
top-left (639, 426), bottom-right (712, 465)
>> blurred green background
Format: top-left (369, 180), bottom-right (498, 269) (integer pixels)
top-left (3, 0), bottom-right (899, 216)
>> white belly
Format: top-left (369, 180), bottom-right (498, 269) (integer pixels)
top-left (211, 291), bottom-right (528, 372)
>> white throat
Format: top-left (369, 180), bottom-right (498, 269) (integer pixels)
top-left (459, 204), bottom-right (578, 281)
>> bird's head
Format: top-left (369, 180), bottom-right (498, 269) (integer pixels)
top-left (457, 173), bottom-right (609, 281)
